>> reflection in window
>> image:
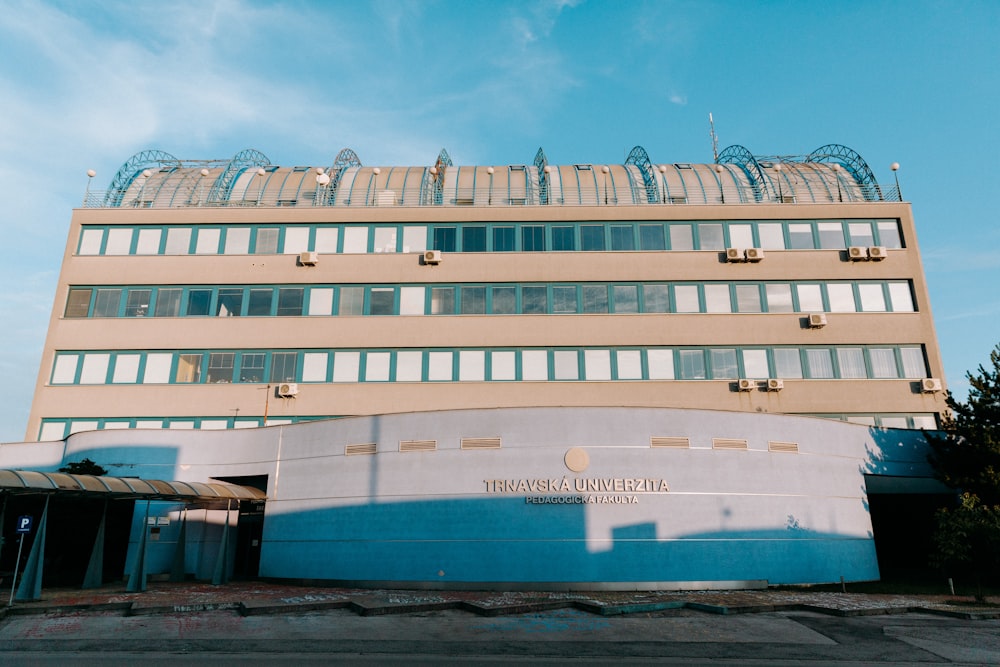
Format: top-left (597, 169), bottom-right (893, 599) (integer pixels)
top-left (698, 224), bottom-right (724, 250)
top-left (613, 285), bottom-right (639, 313)
top-left (877, 221), bottom-right (902, 248)
top-left (339, 287), bottom-right (364, 316)
top-left (787, 224), bottom-right (814, 249)
top-left (735, 285), bottom-right (761, 313)
top-left (491, 286), bottom-right (516, 314)
top-left (522, 225), bottom-right (545, 251)
top-left (247, 289), bottom-right (273, 316)
top-left (678, 350), bottom-right (706, 379)
top-left (639, 224), bottom-right (665, 250)
top-left (93, 289), bottom-right (122, 317)
top-left (710, 349), bottom-right (738, 379)
top-left (583, 285), bottom-right (609, 313)
top-left (669, 224), bottom-right (694, 250)
top-left (643, 284), bottom-right (669, 313)
top-left (773, 348), bottom-right (803, 378)
top-left (765, 284), bottom-right (793, 312)
top-left (848, 222), bottom-right (874, 247)
top-left (431, 287), bottom-right (455, 315)
top-left (522, 286), bottom-right (547, 314)
top-left (369, 288), bottom-right (395, 315)
top-left (461, 286), bottom-right (486, 314)
top-left (187, 289), bottom-right (212, 316)
top-left (552, 286), bottom-right (577, 313)
top-left (551, 226), bottom-right (575, 251)
top-left (580, 225), bottom-right (605, 250)
top-left (463, 226), bottom-right (486, 252)
top-left (493, 227), bottom-right (515, 251)
top-left (154, 289), bottom-right (181, 317)
top-left (277, 288), bottom-right (304, 316)
top-left (817, 222), bottom-right (845, 249)
top-left (610, 225), bottom-right (634, 250)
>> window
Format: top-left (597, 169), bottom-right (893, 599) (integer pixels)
top-left (582, 285), bottom-right (609, 313)
top-left (224, 228), bottom-right (251, 254)
top-left (869, 348), bottom-right (899, 378)
top-left (580, 225), bottom-right (605, 251)
top-left (613, 285), bottom-right (639, 313)
top-left (584, 349), bottom-right (611, 380)
top-left (493, 226), bottom-right (515, 251)
top-left (522, 225), bottom-right (545, 251)
top-left (136, 228), bottom-right (161, 254)
top-left (787, 224), bottom-right (814, 249)
top-left (735, 285), bottom-right (761, 313)
top-left (704, 285), bottom-right (731, 313)
top-left (858, 284), bottom-right (886, 312)
top-left (369, 288), bottom-right (395, 315)
top-left (93, 289), bottom-right (122, 317)
top-left (647, 350), bottom-right (674, 379)
top-left (669, 224), bottom-right (693, 250)
top-left (175, 354), bottom-right (202, 383)
top-left (65, 289), bottom-right (92, 318)
top-left (553, 350), bottom-right (579, 380)
top-left (742, 349), bottom-right (769, 378)
top-left (339, 287), bottom-right (364, 315)
top-left (276, 288), bottom-right (304, 316)
top-left (522, 286), bottom-right (547, 314)
top-left (165, 228), bottom-right (191, 254)
top-left (396, 351), bottom-right (422, 381)
top-left (343, 227), bottom-right (368, 253)
top-left (837, 348), bottom-right (867, 378)
top-left (51, 354), bottom-right (79, 384)
top-left (315, 228), bottom-right (339, 253)
top-left (374, 227), bottom-right (397, 253)
top-left (643, 284), bottom-right (669, 313)
top-left (332, 351), bottom-right (360, 382)
top-left (678, 350), bottom-right (706, 379)
top-left (78, 229), bottom-right (103, 255)
top-left (491, 286), bottom-right (516, 314)
top-left (105, 228), bottom-right (132, 255)
top-left (124, 289), bottom-right (151, 317)
top-left (207, 353), bottom-right (235, 383)
top-left (462, 226), bottom-right (486, 252)
top-left (710, 349), bottom-right (738, 379)
top-left (900, 347), bottom-right (926, 378)
top-left (270, 352), bottom-right (297, 383)
top-left (610, 225), bottom-right (634, 250)
top-left (433, 227), bottom-right (456, 252)
top-left (284, 227), bottom-right (310, 254)
top-left (698, 224), bottom-right (724, 250)
top-left (247, 289), bottom-right (273, 316)
top-left (402, 226), bottom-right (427, 252)
top-left (773, 348), bottom-right (803, 378)
top-left (757, 223), bottom-right (785, 249)
top-left (674, 285), bottom-right (700, 312)
top-left (551, 226), bottom-right (575, 251)
top-left (459, 350), bottom-right (486, 381)
top-left (848, 222), bottom-right (874, 247)
top-left (255, 228), bottom-right (279, 254)
top-left (806, 349), bottom-right (834, 378)
top-left (817, 222), bottom-right (845, 249)
top-left (551, 286), bottom-right (577, 313)
top-left (302, 352), bottom-right (328, 382)
top-left (728, 224), bottom-right (754, 248)
top-left (888, 282), bottom-right (915, 311)
top-left (765, 284), bottom-right (793, 312)
top-left (187, 289), bottom-right (212, 316)
top-left (216, 288), bottom-right (243, 317)
top-left (461, 287), bottom-right (486, 314)
top-left (639, 224), bottom-right (665, 250)
top-left (240, 353), bottom-right (265, 383)
top-left (827, 284), bottom-right (856, 312)
top-left (309, 288), bottom-right (334, 316)
top-left (521, 350), bottom-right (548, 380)
top-left (195, 228), bottom-right (221, 254)
top-left (155, 289), bottom-right (181, 317)
top-left (796, 284), bottom-right (824, 312)
top-left (399, 287), bottom-right (425, 315)
top-left (431, 287), bottom-right (455, 315)
top-left (490, 351), bottom-right (516, 380)
top-left (365, 352), bottom-right (391, 381)
top-left (616, 350), bottom-right (642, 379)
top-left (877, 221), bottom-right (902, 248)
top-left (427, 351), bottom-right (453, 381)
top-left (143, 353), bottom-right (172, 383)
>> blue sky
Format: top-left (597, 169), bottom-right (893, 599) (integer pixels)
top-left (0, 0), bottom-right (997, 442)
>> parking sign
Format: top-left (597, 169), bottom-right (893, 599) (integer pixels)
top-left (16, 515), bottom-right (32, 534)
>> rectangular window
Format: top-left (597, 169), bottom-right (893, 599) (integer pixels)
top-left (757, 223), bottom-right (785, 249)
top-left (284, 227), bottom-right (310, 254)
top-left (492, 226), bottom-right (515, 251)
top-left (65, 288), bottom-right (92, 318)
top-left (339, 287), bottom-right (364, 316)
top-left (343, 227), bottom-right (369, 253)
top-left (402, 226), bottom-right (427, 252)
top-left (395, 351), bottom-right (422, 381)
top-left (124, 289), bottom-right (151, 317)
top-left (459, 350), bottom-right (486, 381)
top-left (195, 228), bottom-right (221, 254)
top-left (613, 285), bottom-right (639, 313)
top-left (797, 284), bottom-right (824, 312)
top-left (187, 289), bottom-right (212, 316)
top-left (224, 228), bottom-right (251, 254)
top-left (735, 285), bottom-right (761, 313)
top-left (551, 226), bottom-right (575, 251)
top-left (277, 288), bottom-right (304, 316)
top-left (837, 348), bottom-right (867, 378)
top-left (78, 228), bottom-right (104, 255)
top-left (911, 415), bottom-right (937, 429)
top-left (240, 353), bottom-right (266, 383)
top-left (848, 222), bottom-right (875, 246)
top-left (742, 349), bottom-right (770, 378)
top-left (877, 221), bottom-right (902, 248)
top-left (216, 288), bottom-right (244, 317)
top-left (678, 350), bottom-right (706, 379)
top-left (522, 225), bottom-right (545, 251)
top-left (431, 287), bottom-right (455, 315)
top-left (490, 350), bottom-right (516, 380)
top-left (552, 286), bottom-right (577, 313)
top-left (806, 349), bottom-right (834, 378)
top-left (374, 227), bottom-right (397, 253)
top-left (616, 350), bottom-right (642, 379)
top-left (175, 353), bottom-right (202, 383)
top-left (728, 224), bottom-right (754, 248)
top-left (207, 352), bottom-right (235, 383)
top-left (869, 348), bottom-right (899, 378)
top-left (521, 350), bottom-right (548, 381)
top-left (462, 226), bottom-right (486, 252)
top-left (817, 222), bottom-right (845, 249)
top-left (309, 288), bottom-right (334, 316)
top-left (332, 351), bottom-right (360, 382)
top-left (105, 228), bottom-right (132, 255)
top-left (647, 349), bottom-right (675, 379)
top-left (51, 354), bottom-right (79, 384)
top-left (858, 284), bottom-right (887, 312)
top-left (643, 284), bottom-right (669, 313)
top-left (826, 284), bottom-right (856, 312)
top-left (369, 288), bottom-right (395, 315)
top-left (164, 228), bottom-right (192, 254)
top-left (270, 352), bottom-right (297, 382)
top-left (255, 228), bottom-right (279, 254)
top-left (765, 284), bottom-right (793, 312)
top-left (610, 225), bottom-right (635, 250)
top-left (365, 352), bottom-right (391, 381)
top-left (773, 348), bottom-right (803, 378)
top-left (247, 289), bottom-right (273, 316)
top-left (669, 224), bottom-right (694, 250)
top-left (580, 225), bottom-right (605, 251)
top-left (787, 223), bottom-right (814, 249)
top-left (639, 224), bottom-right (665, 250)
top-left (433, 227), bottom-right (456, 252)
top-left (427, 351), bottom-right (453, 381)
top-left (93, 288), bottom-right (122, 317)
top-left (553, 350), bottom-right (578, 380)
top-left (888, 282), bottom-right (915, 312)
top-left (674, 285), bottom-right (700, 312)
top-left (522, 286), bottom-right (547, 314)
top-left (302, 352), bottom-right (328, 382)
top-left (461, 286), bottom-right (487, 314)
top-left (900, 347), bottom-right (927, 378)
top-left (136, 228), bottom-right (161, 254)
top-left (315, 227), bottom-right (339, 253)
top-left (399, 287), bottom-right (425, 315)
top-left (710, 349), bottom-right (738, 379)
top-left (141, 353), bottom-right (171, 383)
top-left (582, 285), bottom-right (609, 313)
top-left (698, 224), bottom-right (724, 250)
top-left (704, 284), bottom-right (731, 313)
top-left (491, 286), bottom-right (516, 314)
top-left (584, 349), bottom-right (611, 380)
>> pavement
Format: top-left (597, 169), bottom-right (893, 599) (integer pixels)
top-left (1, 582), bottom-right (999, 664)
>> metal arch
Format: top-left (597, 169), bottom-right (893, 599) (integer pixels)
top-left (206, 148), bottom-right (271, 204)
top-left (624, 145), bottom-right (659, 203)
top-left (533, 147), bottom-right (549, 204)
top-left (716, 145), bottom-right (772, 201)
top-left (103, 150), bottom-right (180, 207)
top-left (429, 148), bottom-right (452, 205)
top-left (806, 144), bottom-right (882, 201)
top-left (321, 147), bottom-right (363, 202)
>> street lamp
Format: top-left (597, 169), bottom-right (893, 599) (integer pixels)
top-left (372, 167), bottom-right (381, 206)
top-left (136, 169), bottom-right (152, 206)
top-left (83, 169), bottom-right (96, 206)
top-left (658, 164), bottom-right (667, 203)
top-left (198, 168), bottom-right (210, 205)
top-left (315, 172), bottom-right (330, 205)
top-left (542, 165), bottom-right (551, 204)
top-left (486, 166), bottom-right (494, 205)
top-left (256, 168), bottom-right (266, 205)
top-left (714, 163), bottom-right (725, 204)
top-left (890, 162), bottom-right (901, 201)
top-left (773, 163), bottom-right (784, 202)
top-left (601, 165), bottom-right (610, 205)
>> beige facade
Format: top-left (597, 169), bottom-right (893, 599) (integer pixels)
top-left (27, 150), bottom-right (947, 441)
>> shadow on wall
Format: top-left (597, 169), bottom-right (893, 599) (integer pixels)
top-left (259, 496), bottom-right (879, 587)
top-left (61, 445), bottom-right (180, 480)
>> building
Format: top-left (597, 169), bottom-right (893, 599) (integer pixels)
top-left (6, 143), bottom-right (950, 590)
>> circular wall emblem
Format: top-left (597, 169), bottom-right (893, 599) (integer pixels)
top-left (564, 447), bottom-right (589, 473)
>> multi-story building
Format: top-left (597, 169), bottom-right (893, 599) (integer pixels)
top-left (9, 143), bottom-right (949, 589)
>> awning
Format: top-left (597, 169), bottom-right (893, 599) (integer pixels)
top-left (0, 469), bottom-right (265, 501)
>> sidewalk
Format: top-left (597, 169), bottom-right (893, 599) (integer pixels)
top-left (3, 581), bottom-right (999, 620)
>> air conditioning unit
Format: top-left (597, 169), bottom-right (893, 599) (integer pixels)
top-left (277, 383), bottom-right (299, 397)
top-left (767, 378), bottom-right (784, 391)
top-left (808, 313), bottom-right (828, 328)
top-left (848, 246), bottom-right (868, 261)
top-left (867, 246), bottom-right (888, 261)
top-left (725, 247), bottom-right (744, 263)
top-left (745, 247), bottom-right (765, 262)
top-left (737, 378), bottom-right (756, 391)
top-left (921, 378), bottom-right (942, 393)
top-left (299, 251), bottom-right (318, 266)
top-left (423, 250), bottom-right (443, 265)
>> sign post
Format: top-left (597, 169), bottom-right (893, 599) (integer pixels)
top-left (7, 515), bottom-right (32, 607)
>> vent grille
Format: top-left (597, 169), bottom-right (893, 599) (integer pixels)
top-left (400, 439), bottom-right (437, 453)
top-left (345, 443), bottom-right (377, 456)
top-left (713, 438), bottom-right (748, 450)
top-left (769, 441), bottom-right (799, 453)
top-left (461, 437), bottom-right (502, 450)
top-left (651, 436), bottom-right (690, 449)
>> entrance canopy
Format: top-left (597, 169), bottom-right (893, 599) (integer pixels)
top-left (0, 470), bottom-right (265, 501)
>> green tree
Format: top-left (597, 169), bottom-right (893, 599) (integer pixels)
top-left (58, 457), bottom-right (107, 476)
top-left (930, 493), bottom-right (1000, 601)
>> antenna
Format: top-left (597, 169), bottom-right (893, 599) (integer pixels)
top-left (709, 113), bottom-right (719, 162)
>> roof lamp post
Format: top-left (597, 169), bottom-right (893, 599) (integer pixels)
top-left (256, 168), bottom-right (266, 205)
top-left (372, 167), bottom-right (381, 206)
top-left (315, 171), bottom-right (331, 206)
top-left (137, 169), bottom-right (152, 207)
top-left (891, 162), bottom-right (901, 201)
top-left (831, 163), bottom-right (843, 202)
top-left (198, 168), bottom-right (210, 205)
top-left (429, 166), bottom-right (439, 205)
top-left (658, 165), bottom-right (667, 203)
top-left (773, 163), bottom-right (784, 202)
top-left (542, 165), bottom-right (551, 205)
top-left (714, 163), bottom-right (725, 204)
top-left (601, 165), bottom-right (610, 205)
top-left (486, 166), bottom-right (494, 205)
top-left (84, 169), bottom-right (96, 206)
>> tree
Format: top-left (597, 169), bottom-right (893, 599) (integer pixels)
top-left (58, 458), bottom-right (107, 476)
top-left (930, 493), bottom-right (1000, 601)
top-left (926, 343), bottom-right (1000, 505)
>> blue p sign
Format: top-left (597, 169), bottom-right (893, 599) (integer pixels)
top-left (16, 515), bottom-right (32, 534)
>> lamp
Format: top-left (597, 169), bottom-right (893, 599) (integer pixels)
top-left (372, 167), bottom-right (381, 205)
top-left (831, 163), bottom-right (842, 202)
top-left (542, 165), bottom-right (551, 204)
top-left (773, 163), bottom-right (784, 202)
top-left (714, 163), bottom-right (725, 204)
top-left (486, 166), bottom-right (494, 205)
top-left (256, 167), bottom-right (266, 204)
top-left (601, 165), bottom-right (610, 205)
top-left (890, 162), bottom-right (901, 201)
top-left (84, 169), bottom-right (96, 206)
top-left (658, 165), bottom-right (667, 203)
